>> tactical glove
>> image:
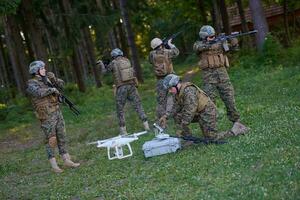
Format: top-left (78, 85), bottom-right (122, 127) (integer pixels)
top-left (159, 115), bottom-right (167, 128)
top-left (167, 39), bottom-right (175, 48)
top-left (51, 88), bottom-right (60, 95)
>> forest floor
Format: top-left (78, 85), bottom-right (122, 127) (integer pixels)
top-left (0, 51), bottom-right (300, 199)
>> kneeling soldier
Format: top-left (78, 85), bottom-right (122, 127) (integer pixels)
top-left (26, 60), bottom-right (80, 173)
top-left (159, 74), bottom-right (221, 141)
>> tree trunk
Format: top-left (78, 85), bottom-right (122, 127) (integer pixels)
top-left (78, 39), bottom-right (88, 82)
top-left (219, 0), bottom-right (231, 34)
top-left (3, 16), bottom-right (24, 93)
top-left (197, 0), bottom-right (208, 24)
top-left (18, 13), bottom-right (35, 62)
top-left (116, 22), bottom-right (128, 55)
top-left (20, 0), bottom-right (49, 64)
top-left (236, 0), bottom-right (249, 33)
top-left (0, 38), bottom-right (9, 87)
top-left (283, 0), bottom-right (291, 46)
top-left (83, 27), bottom-right (102, 87)
top-left (96, 0), bottom-right (118, 50)
top-left (249, 0), bottom-right (269, 51)
top-left (119, 0), bottom-right (143, 82)
top-left (211, 0), bottom-right (222, 34)
top-left (59, 0), bottom-right (86, 92)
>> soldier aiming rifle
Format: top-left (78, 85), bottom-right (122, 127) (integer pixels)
top-left (193, 25), bottom-right (254, 136)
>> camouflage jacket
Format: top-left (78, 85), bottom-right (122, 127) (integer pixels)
top-left (149, 47), bottom-right (179, 78)
top-left (27, 73), bottom-right (64, 120)
top-left (167, 84), bottom-right (201, 126)
top-left (105, 56), bottom-right (137, 87)
top-left (193, 38), bottom-right (238, 69)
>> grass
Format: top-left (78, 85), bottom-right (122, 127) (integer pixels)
top-left (0, 46), bottom-right (300, 199)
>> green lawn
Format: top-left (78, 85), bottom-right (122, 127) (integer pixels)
top-left (0, 51), bottom-right (299, 199)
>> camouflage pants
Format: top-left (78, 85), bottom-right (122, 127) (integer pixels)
top-left (156, 79), bottom-right (173, 120)
top-left (116, 84), bottom-right (147, 127)
top-left (201, 67), bottom-right (240, 123)
top-left (40, 110), bottom-right (67, 159)
top-left (174, 100), bottom-right (218, 139)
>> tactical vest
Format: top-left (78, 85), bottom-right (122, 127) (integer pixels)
top-left (199, 43), bottom-right (229, 69)
top-left (151, 50), bottom-right (173, 77)
top-left (29, 77), bottom-right (59, 120)
top-left (178, 82), bottom-right (209, 112)
top-left (112, 57), bottom-right (135, 87)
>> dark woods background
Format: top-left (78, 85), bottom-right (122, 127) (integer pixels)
top-left (0, 0), bottom-right (299, 99)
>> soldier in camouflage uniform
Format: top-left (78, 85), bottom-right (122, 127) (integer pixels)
top-left (193, 25), bottom-right (249, 136)
top-left (159, 74), bottom-right (221, 140)
top-left (102, 48), bottom-right (149, 135)
top-left (149, 38), bottom-right (179, 122)
top-left (26, 60), bottom-right (80, 173)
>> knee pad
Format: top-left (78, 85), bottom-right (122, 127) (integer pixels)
top-left (48, 136), bottom-right (57, 148)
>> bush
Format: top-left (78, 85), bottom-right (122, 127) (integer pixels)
top-left (0, 103), bottom-right (9, 120)
top-left (260, 34), bottom-right (283, 66)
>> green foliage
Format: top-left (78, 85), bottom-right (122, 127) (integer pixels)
top-left (0, 0), bottom-right (21, 15)
top-left (260, 34), bottom-right (283, 66)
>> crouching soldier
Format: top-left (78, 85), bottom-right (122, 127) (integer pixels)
top-left (26, 60), bottom-right (80, 173)
top-left (193, 25), bottom-right (249, 136)
top-left (101, 48), bottom-right (150, 135)
top-left (159, 74), bottom-right (223, 141)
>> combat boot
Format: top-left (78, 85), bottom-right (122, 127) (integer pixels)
top-left (49, 157), bottom-right (63, 173)
top-left (119, 126), bottom-right (127, 136)
top-left (231, 121), bottom-right (250, 136)
top-left (143, 121), bottom-right (150, 131)
top-left (62, 153), bottom-right (80, 168)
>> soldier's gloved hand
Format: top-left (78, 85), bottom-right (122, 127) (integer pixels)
top-left (229, 38), bottom-right (239, 47)
top-left (167, 39), bottom-right (175, 48)
top-left (181, 122), bottom-right (191, 136)
top-left (159, 115), bottom-right (168, 128)
top-left (47, 72), bottom-right (56, 82)
top-left (51, 88), bottom-right (60, 95)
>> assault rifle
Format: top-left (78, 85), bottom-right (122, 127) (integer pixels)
top-left (209, 30), bottom-right (258, 44)
top-left (45, 78), bottom-right (80, 116)
top-left (162, 24), bottom-right (190, 49)
top-left (162, 30), bottom-right (184, 49)
top-left (170, 135), bottom-right (227, 145)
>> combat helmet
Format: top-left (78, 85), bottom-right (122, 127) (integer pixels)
top-left (150, 38), bottom-right (163, 49)
top-left (111, 48), bottom-right (123, 58)
top-left (29, 60), bottom-right (45, 75)
top-left (199, 25), bottom-right (215, 40)
top-left (163, 74), bottom-right (180, 90)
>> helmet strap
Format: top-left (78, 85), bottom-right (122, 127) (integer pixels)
top-left (41, 75), bottom-right (48, 85)
top-left (175, 85), bottom-right (179, 93)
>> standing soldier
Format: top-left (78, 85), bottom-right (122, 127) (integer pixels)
top-left (26, 61), bottom-right (80, 173)
top-left (193, 25), bottom-right (249, 136)
top-left (101, 48), bottom-right (149, 135)
top-left (149, 38), bottom-right (179, 124)
top-left (159, 74), bottom-right (223, 141)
